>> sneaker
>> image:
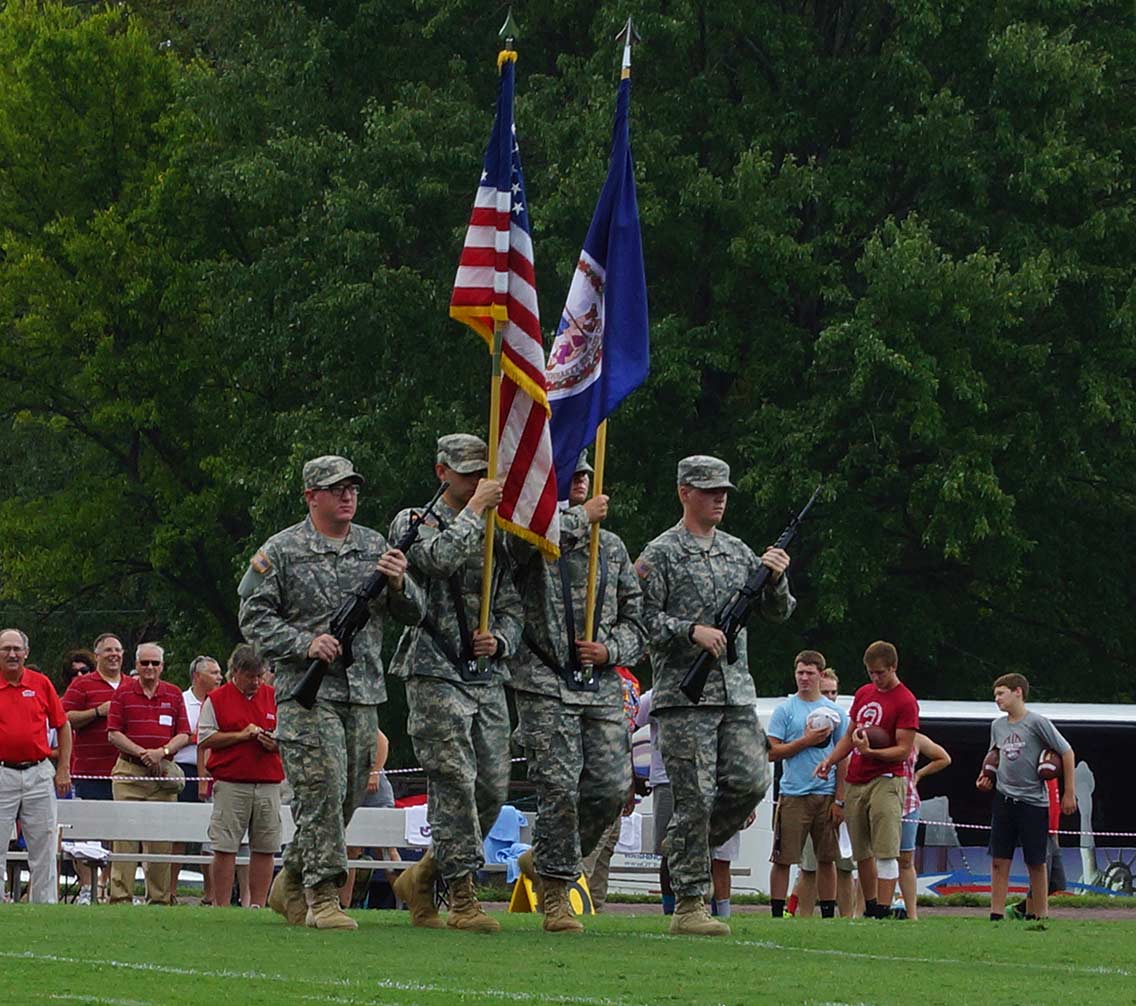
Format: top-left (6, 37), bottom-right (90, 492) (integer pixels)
top-left (76, 888), bottom-right (93, 906)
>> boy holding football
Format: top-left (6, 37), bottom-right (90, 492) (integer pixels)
top-left (766, 650), bottom-right (848, 918)
top-left (976, 673), bottom-right (1076, 920)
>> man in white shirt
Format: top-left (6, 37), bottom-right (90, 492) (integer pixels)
top-left (172, 654), bottom-right (222, 902)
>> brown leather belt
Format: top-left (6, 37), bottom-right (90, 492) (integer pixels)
top-left (0, 759), bottom-right (44, 770)
top-left (119, 753), bottom-right (147, 767)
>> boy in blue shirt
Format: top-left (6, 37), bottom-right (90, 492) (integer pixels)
top-left (766, 650), bottom-right (848, 918)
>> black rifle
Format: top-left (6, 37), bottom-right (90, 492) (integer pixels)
top-left (290, 482), bottom-right (449, 710)
top-left (679, 485), bottom-right (822, 705)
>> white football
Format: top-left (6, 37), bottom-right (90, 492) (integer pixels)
top-left (806, 707), bottom-right (841, 743)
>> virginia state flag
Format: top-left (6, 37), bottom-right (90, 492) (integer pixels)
top-left (546, 72), bottom-right (649, 496)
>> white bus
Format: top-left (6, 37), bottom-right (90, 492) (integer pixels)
top-left (612, 698), bottom-right (1136, 898)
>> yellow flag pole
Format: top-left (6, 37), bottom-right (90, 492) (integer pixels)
top-left (480, 317), bottom-right (504, 636)
top-left (582, 420), bottom-right (607, 645)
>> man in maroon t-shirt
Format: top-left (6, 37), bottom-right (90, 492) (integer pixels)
top-left (62, 631), bottom-right (126, 903)
top-left (106, 642), bottom-right (190, 905)
top-left (0, 628), bottom-right (72, 903)
top-left (816, 640), bottom-right (918, 918)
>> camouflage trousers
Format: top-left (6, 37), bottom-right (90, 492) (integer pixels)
top-left (406, 676), bottom-right (510, 881)
top-left (276, 697), bottom-right (378, 889)
top-left (514, 692), bottom-right (630, 881)
top-left (656, 704), bottom-right (770, 898)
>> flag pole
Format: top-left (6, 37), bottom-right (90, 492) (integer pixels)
top-left (582, 17), bottom-right (639, 652)
top-left (480, 11), bottom-right (520, 641)
top-left (582, 420), bottom-right (608, 646)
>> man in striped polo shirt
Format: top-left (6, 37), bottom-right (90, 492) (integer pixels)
top-left (105, 642), bottom-right (190, 905)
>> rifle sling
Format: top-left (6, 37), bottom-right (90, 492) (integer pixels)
top-left (419, 510), bottom-right (492, 683)
top-left (523, 546), bottom-right (607, 692)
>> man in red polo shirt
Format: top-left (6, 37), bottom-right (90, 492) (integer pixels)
top-left (105, 642), bottom-right (190, 905)
top-left (815, 640), bottom-right (919, 919)
top-left (0, 628), bottom-right (72, 903)
top-left (62, 632), bottom-right (126, 903)
top-left (197, 643), bottom-right (285, 909)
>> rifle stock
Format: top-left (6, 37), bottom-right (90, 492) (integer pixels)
top-left (678, 486), bottom-right (821, 705)
top-left (291, 482), bottom-right (449, 710)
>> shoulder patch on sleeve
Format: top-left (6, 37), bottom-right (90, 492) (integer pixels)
top-left (250, 550), bottom-right (273, 575)
top-left (634, 557), bottom-right (652, 579)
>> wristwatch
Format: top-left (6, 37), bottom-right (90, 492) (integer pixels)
top-left (163, 747), bottom-right (171, 758)
top-left (834, 799), bottom-right (845, 807)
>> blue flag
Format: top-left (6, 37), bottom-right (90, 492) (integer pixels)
top-left (546, 74), bottom-right (649, 496)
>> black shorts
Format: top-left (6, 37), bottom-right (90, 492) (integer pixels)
top-left (989, 791), bottom-right (1049, 866)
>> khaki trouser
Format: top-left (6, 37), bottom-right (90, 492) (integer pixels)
top-left (109, 758), bottom-right (179, 904)
top-left (0, 761), bottom-right (59, 903)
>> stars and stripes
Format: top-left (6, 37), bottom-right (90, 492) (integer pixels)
top-left (449, 51), bottom-right (560, 557)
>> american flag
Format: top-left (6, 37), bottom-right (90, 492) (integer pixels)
top-left (450, 52), bottom-right (560, 558)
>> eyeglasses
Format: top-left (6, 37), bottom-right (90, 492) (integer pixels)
top-left (821, 689), bottom-right (838, 697)
top-left (137, 660), bottom-right (162, 667)
top-left (322, 484), bottom-right (360, 499)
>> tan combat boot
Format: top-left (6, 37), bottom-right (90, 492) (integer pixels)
top-left (268, 867), bottom-right (308, 926)
top-left (392, 851), bottom-right (444, 929)
top-left (304, 882), bottom-right (358, 930)
top-left (516, 849), bottom-right (543, 911)
top-left (446, 874), bottom-right (500, 934)
top-left (669, 896), bottom-right (730, 937)
top-left (541, 879), bottom-right (584, 934)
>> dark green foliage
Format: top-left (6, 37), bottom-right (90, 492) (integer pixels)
top-left (1, 1), bottom-right (1132, 728)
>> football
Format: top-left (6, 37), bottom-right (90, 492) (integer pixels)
top-left (806, 707), bottom-right (841, 745)
top-left (1038, 749), bottom-right (1061, 781)
top-left (981, 748), bottom-right (1000, 781)
top-left (861, 726), bottom-right (891, 750)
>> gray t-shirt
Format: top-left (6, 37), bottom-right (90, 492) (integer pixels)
top-left (990, 711), bottom-right (1070, 807)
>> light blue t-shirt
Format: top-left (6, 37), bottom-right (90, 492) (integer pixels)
top-left (767, 694), bottom-right (849, 796)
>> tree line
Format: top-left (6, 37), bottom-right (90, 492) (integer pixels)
top-left (1, 2), bottom-right (1132, 763)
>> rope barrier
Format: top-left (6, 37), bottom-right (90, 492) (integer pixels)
top-left (63, 775), bottom-right (1136, 840)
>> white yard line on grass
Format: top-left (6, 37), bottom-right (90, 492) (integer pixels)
top-left (0, 951), bottom-right (646, 1006)
top-left (629, 933), bottom-right (1133, 978)
top-left (48, 996), bottom-right (154, 1006)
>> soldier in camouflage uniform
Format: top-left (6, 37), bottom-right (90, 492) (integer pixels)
top-left (636, 455), bottom-right (795, 936)
top-left (238, 455), bottom-right (424, 931)
top-left (508, 451), bottom-right (646, 933)
top-left (388, 434), bottom-right (523, 934)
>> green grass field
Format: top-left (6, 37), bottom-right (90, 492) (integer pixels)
top-left (1, 905), bottom-right (1133, 1006)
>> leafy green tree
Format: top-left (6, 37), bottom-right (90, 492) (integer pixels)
top-left (2, 0), bottom-right (1132, 718)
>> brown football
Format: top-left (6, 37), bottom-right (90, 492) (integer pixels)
top-left (1037, 749), bottom-right (1061, 781)
top-left (982, 748), bottom-right (1000, 780)
top-left (862, 726), bottom-right (891, 750)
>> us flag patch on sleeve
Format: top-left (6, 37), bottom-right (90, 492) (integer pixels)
top-left (250, 550), bottom-right (272, 575)
top-left (634, 558), bottom-right (651, 579)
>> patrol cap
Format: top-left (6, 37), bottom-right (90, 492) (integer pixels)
top-left (437, 434), bottom-right (489, 474)
top-left (303, 455), bottom-right (365, 489)
top-left (574, 451), bottom-right (594, 475)
top-left (676, 455), bottom-right (736, 490)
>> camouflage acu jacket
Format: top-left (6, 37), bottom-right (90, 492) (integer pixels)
top-left (506, 506), bottom-right (646, 707)
top-left (387, 499), bottom-right (522, 685)
top-left (635, 522), bottom-right (796, 710)
top-left (238, 517), bottom-right (425, 705)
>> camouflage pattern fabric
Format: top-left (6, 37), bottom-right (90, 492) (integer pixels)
top-left (387, 498), bottom-right (522, 684)
top-left (276, 698), bottom-right (378, 888)
top-left (506, 505), bottom-right (646, 706)
top-left (513, 692), bottom-right (630, 880)
top-left (634, 523), bottom-right (796, 710)
top-left (655, 704), bottom-right (771, 897)
top-left (238, 516), bottom-right (425, 704)
top-left (406, 676), bottom-right (510, 880)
